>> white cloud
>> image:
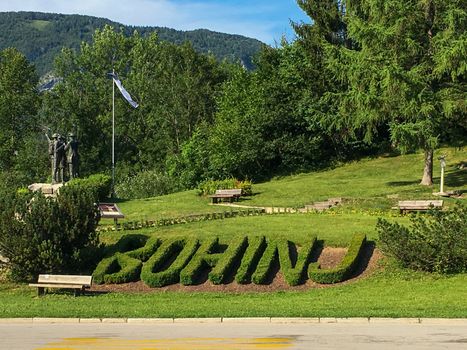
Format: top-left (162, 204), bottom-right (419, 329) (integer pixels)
top-left (0, 0), bottom-right (286, 43)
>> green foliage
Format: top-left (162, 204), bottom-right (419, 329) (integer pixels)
top-left (377, 203), bottom-right (467, 273)
top-left (308, 233), bottom-right (367, 284)
top-left (197, 178), bottom-right (253, 196)
top-left (0, 48), bottom-right (39, 172)
top-left (115, 170), bottom-right (177, 199)
top-left (235, 236), bottom-right (266, 284)
top-left (277, 237), bottom-right (316, 286)
top-left (0, 12), bottom-right (262, 76)
top-left (251, 239), bottom-right (278, 285)
top-left (141, 238), bottom-right (199, 287)
top-left (0, 187), bottom-right (100, 281)
top-left (208, 236), bottom-right (248, 284)
top-left (66, 174), bottom-right (112, 202)
top-left (93, 253), bottom-right (142, 284)
top-left (125, 236), bottom-right (161, 262)
top-left (179, 238), bottom-right (218, 285)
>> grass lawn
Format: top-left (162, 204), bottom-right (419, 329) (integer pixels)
top-left (1, 266), bottom-right (466, 318)
top-left (1, 147), bottom-right (465, 318)
top-left (105, 147), bottom-right (466, 224)
top-left (99, 212), bottom-right (410, 247)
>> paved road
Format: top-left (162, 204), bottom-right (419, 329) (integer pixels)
top-left (1, 321), bottom-right (467, 349)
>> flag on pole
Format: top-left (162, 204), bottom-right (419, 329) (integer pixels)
top-left (109, 73), bottom-right (139, 108)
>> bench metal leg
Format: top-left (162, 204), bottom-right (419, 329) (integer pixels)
top-left (37, 287), bottom-right (45, 296)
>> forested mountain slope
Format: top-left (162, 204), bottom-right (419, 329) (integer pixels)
top-left (0, 11), bottom-right (264, 74)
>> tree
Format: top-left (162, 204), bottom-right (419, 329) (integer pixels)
top-left (0, 48), bottom-right (39, 172)
top-left (42, 26), bottom-right (227, 178)
top-left (327, 0), bottom-right (466, 185)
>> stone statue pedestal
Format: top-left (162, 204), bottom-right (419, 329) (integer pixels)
top-left (28, 183), bottom-right (64, 198)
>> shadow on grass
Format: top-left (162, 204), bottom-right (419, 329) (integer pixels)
top-left (444, 169), bottom-right (467, 187)
top-left (386, 180), bottom-right (419, 187)
top-left (349, 241), bottom-right (376, 279)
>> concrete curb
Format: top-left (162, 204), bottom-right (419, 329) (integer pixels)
top-left (1, 317), bottom-right (466, 325)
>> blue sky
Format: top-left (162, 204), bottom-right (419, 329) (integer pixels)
top-left (0, 0), bottom-right (310, 44)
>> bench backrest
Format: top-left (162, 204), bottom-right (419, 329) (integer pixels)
top-left (398, 200), bottom-right (443, 207)
top-left (215, 189), bottom-right (242, 196)
top-left (37, 274), bottom-right (92, 286)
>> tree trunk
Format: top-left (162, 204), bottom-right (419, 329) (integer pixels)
top-left (420, 148), bottom-right (434, 186)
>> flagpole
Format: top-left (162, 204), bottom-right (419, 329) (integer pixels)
top-left (112, 69), bottom-right (115, 197)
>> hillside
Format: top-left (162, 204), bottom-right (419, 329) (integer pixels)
top-left (0, 11), bottom-right (264, 75)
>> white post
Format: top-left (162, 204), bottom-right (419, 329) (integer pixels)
top-left (112, 69), bottom-right (115, 197)
top-left (440, 160), bottom-right (445, 193)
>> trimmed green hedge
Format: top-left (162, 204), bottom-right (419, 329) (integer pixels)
top-left (126, 236), bottom-right (161, 262)
top-left (278, 237), bottom-right (316, 286)
top-left (141, 238), bottom-right (198, 287)
top-left (106, 234), bottom-right (148, 257)
top-left (308, 233), bottom-right (367, 284)
top-left (209, 236), bottom-right (248, 284)
top-left (236, 236), bottom-right (266, 284)
top-left (251, 239), bottom-right (278, 285)
top-left (67, 173), bottom-right (112, 202)
top-left (93, 253), bottom-right (142, 284)
top-left (180, 238), bottom-right (218, 285)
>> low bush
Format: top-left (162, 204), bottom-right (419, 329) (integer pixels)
top-left (251, 239), bottom-right (278, 285)
top-left (180, 238), bottom-right (218, 285)
top-left (308, 233), bottom-right (366, 284)
top-left (278, 237), bottom-right (316, 286)
top-left (93, 253), bottom-right (142, 284)
top-left (115, 170), bottom-right (177, 199)
top-left (209, 236), bottom-right (248, 284)
top-left (0, 186), bottom-right (100, 281)
top-left (197, 178), bottom-right (253, 196)
top-left (126, 236), bottom-right (161, 262)
top-left (106, 234), bottom-right (148, 257)
top-left (377, 202), bottom-right (467, 273)
top-left (66, 174), bottom-right (112, 202)
top-left (141, 238), bottom-right (198, 287)
top-left (236, 236), bottom-right (266, 284)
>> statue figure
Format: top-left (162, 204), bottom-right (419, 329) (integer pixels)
top-left (45, 132), bottom-right (58, 184)
top-left (65, 133), bottom-right (79, 180)
top-left (53, 134), bottom-right (66, 184)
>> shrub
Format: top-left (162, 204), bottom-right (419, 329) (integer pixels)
top-left (377, 202), bottom-right (467, 273)
top-left (66, 174), bottom-right (112, 202)
top-left (235, 236), bottom-right (266, 284)
top-left (0, 187), bottom-right (100, 281)
top-left (92, 253), bottom-right (142, 284)
top-left (141, 238), bottom-right (199, 287)
top-left (180, 238), bottom-right (218, 285)
top-left (308, 233), bottom-right (366, 284)
top-left (115, 170), bottom-right (177, 199)
top-left (126, 236), bottom-right (161, 262)
top-left (197, 178), bottom-right (253, 196)
top-left (209, 236), bottom-right (248, 284)
top-left (105, 234), bottom-right (149, 257)
top-left (278, 237), bottom-right (316, 286)
top-left (251, 239), bottom-right (278, 284)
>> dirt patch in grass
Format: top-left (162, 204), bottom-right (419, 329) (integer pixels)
top-left (90, 246), bottom-right (382, 294)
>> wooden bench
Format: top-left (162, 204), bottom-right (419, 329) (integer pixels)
top-left (29, 274), bottom-right (93, 296)
top-left (208, 189), bottom-right (242, 204)
top-left (392, 200), bottom-right (443, 214)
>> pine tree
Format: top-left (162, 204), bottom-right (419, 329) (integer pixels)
top-left (329, 0), bottom-right (466, 185)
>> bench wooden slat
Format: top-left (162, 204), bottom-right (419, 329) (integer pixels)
top-left (29, 283), bottom-right (90, 289)
top-left (36, 274), bottom-right (92, 285)
top-left (393, 200), bottom-right (443, 212)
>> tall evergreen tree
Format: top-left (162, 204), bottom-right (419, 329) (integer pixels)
top-left (328, 0), bottom-right (466, 185)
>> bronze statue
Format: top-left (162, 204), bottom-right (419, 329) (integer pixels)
top-left (45, 131), bottom-right (79, 184)
top-left (65, 133), bottom-right (79, 180)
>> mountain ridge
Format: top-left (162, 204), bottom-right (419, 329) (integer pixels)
top-left (0, 11), bottom-right (264, 74)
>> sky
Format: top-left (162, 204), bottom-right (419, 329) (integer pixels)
top-left (0, 0), bottom-right (310, 44)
